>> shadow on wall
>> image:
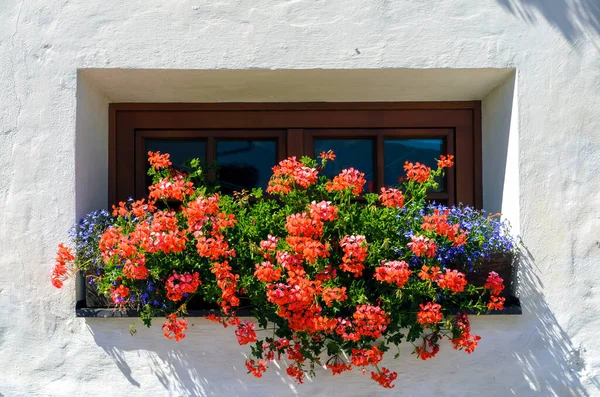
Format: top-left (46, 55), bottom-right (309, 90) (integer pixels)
top-left (85, 319), bottom-right (302, 397)
top-left (495, 0), bottom-right (600, 43)
top-left (82, 245), bottom-right (598, 397)
top-left (513, 242), bottom-right (599, 396)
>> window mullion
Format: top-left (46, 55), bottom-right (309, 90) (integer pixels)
top-left (376, 133), bottom-right (384, 191)
top-left (207, 136), bottom-right (216, 183)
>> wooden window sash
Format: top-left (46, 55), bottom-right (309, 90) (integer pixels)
top-left (110, 102), bottom-right (481, 207)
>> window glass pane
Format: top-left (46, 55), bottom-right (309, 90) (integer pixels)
top-left (384, 139), bottom-right (444, 191)
top-left (144, 139), bottom-right (207, 188)
top-left (217, 140), bottom-right (277, 194)
top-left (145, 139), bottom-right (207, 170)
top-left (314, 139), bottom-right (374, 192)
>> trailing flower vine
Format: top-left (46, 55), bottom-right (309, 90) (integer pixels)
top-left (52, 150), bottom-right (514, 389)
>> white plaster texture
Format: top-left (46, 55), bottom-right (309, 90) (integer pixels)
top-left (0, 1), bottom-right (599, 396)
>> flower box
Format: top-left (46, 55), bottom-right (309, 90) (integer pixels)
top-left (58, 151), bottom-right (518, 389)
top-left (463, 253), bottom-right (514, 299)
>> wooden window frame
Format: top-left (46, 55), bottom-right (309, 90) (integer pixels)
top-left (110, 102), bottom-right (482, 207)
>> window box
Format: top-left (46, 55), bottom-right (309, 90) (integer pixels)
top-left (54, 101), bottom-right (521, 389)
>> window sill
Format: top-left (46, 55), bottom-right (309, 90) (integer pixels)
top-left (75, 298), bottom-right (522, 317)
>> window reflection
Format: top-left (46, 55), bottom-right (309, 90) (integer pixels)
top-left (144, 139), bottom-right (207, 188)
top-left (217, 140), bottom-right (277, 194)
top-left (384, 139), bottom-right (444, 191)
top-left (145, 139), bottom-right (207, 170)
top-left (314, 139), bottom-right (375, 192)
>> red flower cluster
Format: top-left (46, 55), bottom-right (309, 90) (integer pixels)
top-left (185, 195), bottom-right (237, 262)
top-left (259, 235), bottom-right (280, 259)
top-left (51, 243), bottom-right (74, 288)
top-left (245, 359), bottom-right (268, 378)
top-left (282, 208), bottom-right (333, 266)
top-left (196, 236), bottom-right (235, 260)
top-left (421, 209), bottom-right (468, 246)
top-left (379, 187), bottom-right (405, 208)
top-left (131, 199), bottom-right (156, 218)
top-left (148, 151), bottom-right (172, 170)
top-left (374, 260), bottom-right (412, 288)
top-left (235, 320), bottom-right (257, 345)
top-left (211, 261), bottom-right (240, 313)
top-left (418, 265), bottom-right (442, 281)
top-left (267, 157), bottom-right (318, 195)
top-left (286, 364), bottom-right (305, 384)
top-left (325, 168), bottom-right (366, 196)
top-left (99, 226), bottom-right (129, 262)
top-left (408, 235), bottom-right (437, 258)
top-left (416, 302), bottom-right (443, 327)
top-left (112, 201), bottom-right (129, 217)
top-left (437, 154), bottom-right (454, 169)
top-left (285, 212), bottom-right (324, 238)
top-left (351, 346), bottom-right (384, 367)
top-left (162, 314), bottom-right (188, 342)
top-left (404, 161), bottom-right (431, 183)
top-left (308, 200), bottom-right (338, 222)
top-left (146, 211), bottom-right (188, 254)
top-left (322, 286), bottom-right (348, 307)
top-left (436, 269), bottom-right (468, 294)
top-left (183, 194), bottom-right (221, 232)
top-left (148, 175), bottom-right (194, 201)
top-left (451, 332), bottom-right (481, 354)
top-left (485, 271), bottom-right (506, 310)
top-left (326, 362), bottom-right (352, 375)
top-left (450, 313), bottom-right (481, 354)
top-left (336, 317), bottom-right (360, 341)
top-left (488, 295), bottom-right (505, 311)
top-left (266, 277), bottom-right (336, 334)
top-left (319, 150), bottom-right (336, 161)
top-left (370, 367), bottom-right (398, 389)
top-left (110, 284), bottom-right (130, 305)
top-left (286, 237), bottom-right (329, 265)
top-left (254, 261), bottom-right (282, 283)
top-left (112, 198), bottom-right (157, 218)
top-left (100, 211), bottom-right (188, 282)
top-left (339, 235), bottom-right (368, 277)
top-left (123, 257), bottom-right (149, 280)
top-left (165, 271), bottom-right (201, 301)
top-left (415, 333), bottom-right (440, 360)
top-left (353, 305), bottom-right (390, 339)
top-left (275, 251), bottom-right (304, 275)
top-left (484, 271), bottom-right (505, 296)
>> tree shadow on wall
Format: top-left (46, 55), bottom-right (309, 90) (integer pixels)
top-left (512, 242), bottom-right (600, 396)
top-left (81, 241), bottom-right (600, 396)
top-left (495, 0), bottom-right (600, 43)
top-left (84, 319), bottom-right (302, 397)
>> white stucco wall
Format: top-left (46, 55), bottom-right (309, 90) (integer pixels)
top-left (1, 1), bottom-right (599, 396)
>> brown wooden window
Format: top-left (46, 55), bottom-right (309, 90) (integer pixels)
top-left (110, 102), bottom-right (481, 207)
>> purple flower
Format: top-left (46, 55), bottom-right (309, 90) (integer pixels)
top-left (397, 203), bottom-right (515, 272)
top-left (69, 210), bottom-right (114, 272)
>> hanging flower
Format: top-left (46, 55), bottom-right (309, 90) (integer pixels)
top-left (162, 314), bottom-right (188, 342)
top-left (416, 302), bottom-right (443, 327)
